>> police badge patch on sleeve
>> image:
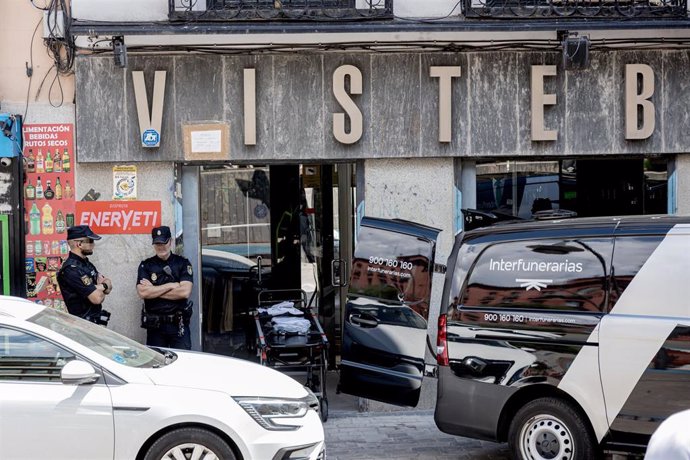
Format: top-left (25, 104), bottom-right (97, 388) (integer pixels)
top-left (81, 275), bottom-right (92, 286)
top-left (187, 265), bottom-right (193, 275)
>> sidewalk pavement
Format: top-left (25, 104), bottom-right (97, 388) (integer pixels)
top-left (323, 410), bottom-right (511, 460)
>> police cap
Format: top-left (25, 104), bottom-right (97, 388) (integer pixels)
top-left (152, 226), bottom-right (172, 244)
top-left (67, 225), bottom-right (102, 241)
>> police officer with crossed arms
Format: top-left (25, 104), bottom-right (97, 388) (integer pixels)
top-left (137, 226), bottom-right (194, 349)
top-left (57, 225), bottom-right (113, 324)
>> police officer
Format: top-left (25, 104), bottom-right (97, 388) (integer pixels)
top-left (137, 226), bottom-right (193, 349)
top-left (57, 225), bottom-right (113, 322)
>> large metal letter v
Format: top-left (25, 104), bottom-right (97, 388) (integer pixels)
top-left (132, 71), bottom-right (166, 148)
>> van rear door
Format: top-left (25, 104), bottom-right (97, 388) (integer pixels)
top-left (338, 217), bottom-right (440, 407)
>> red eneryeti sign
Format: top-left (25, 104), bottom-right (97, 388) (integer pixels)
top-left (75, 201), bottom-right (161, 234)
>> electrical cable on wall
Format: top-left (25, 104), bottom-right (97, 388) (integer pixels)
top-left (23, 17), bottom-right (42, 122)
top-left (28, 0), bottom-right (78, 110)
top-left (44, 0), bottom-right (75, 75)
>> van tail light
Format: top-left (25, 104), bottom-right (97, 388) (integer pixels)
top-left (437, 314), bottom-right (449, 366)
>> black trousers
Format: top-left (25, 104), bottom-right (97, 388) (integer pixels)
top-left (146, 323), bottom-right (191, 350)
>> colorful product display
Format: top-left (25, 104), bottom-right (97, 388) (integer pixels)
top-left (22, 124), bottom-right (76, 311)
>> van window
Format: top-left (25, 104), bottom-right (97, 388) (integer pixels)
top-left (349, 225), bottom-right (435, 319)
top-left (459, 238), bottom-right (612, 313)
top-left (609, 235), bottom-right (664, 310)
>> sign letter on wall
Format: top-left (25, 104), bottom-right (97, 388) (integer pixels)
top-left (430, 66), bottom-right (462, 143)
top-left (132, 71), bottom-right (166, 148)
top-left (244, 68), bottom-right (257, 146)
top-left (531, 65), bottom-right (558, 141)
top-left (333, 65), bottom-right (363, 145)
top-left (626, 64), bottom-right (655, 140)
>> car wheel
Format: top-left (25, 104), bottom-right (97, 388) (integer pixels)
top-left (144, 427), bottom-right (236, 460)
top-left (508, 397), bottom-right (598, 460)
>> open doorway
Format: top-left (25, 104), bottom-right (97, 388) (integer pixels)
top-left (198, 164), bottom-right (355, 365)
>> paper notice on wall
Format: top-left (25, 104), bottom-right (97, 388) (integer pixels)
top-left (191, 130), bottom-right (222, 153)
top-left (113, 165), bottom-right (137, 200)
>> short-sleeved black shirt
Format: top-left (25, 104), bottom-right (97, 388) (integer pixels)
top-left (57, 252), bottom-right (101, 318)
top-left (137, 253), bottom-right (193, 314)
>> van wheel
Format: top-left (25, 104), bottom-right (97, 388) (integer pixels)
top-left (508, 397), bottom-right (598, 460)
top-left (144, 427), bottom-right (236, 460)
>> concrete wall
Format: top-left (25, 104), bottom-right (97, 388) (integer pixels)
top-left (76, 50), bottom-right (690, 164)
top-left (74, 162), bottom-right (176, 341)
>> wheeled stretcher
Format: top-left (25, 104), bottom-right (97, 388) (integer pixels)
top-left (254, 289), bottom-right (329, 421)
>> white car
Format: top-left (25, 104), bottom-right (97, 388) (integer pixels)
top-left (0, 296), bottom-right (325, 460)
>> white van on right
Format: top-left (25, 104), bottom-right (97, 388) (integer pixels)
top-left (339, 215), bottom-right (690, 460)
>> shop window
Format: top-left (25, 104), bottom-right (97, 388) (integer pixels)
top-left (476, 160), bottom-right (561, 220)
top-left (0, 327), bottom-right (75, 382)
top-left (199, 166), bottom-right (272, 338)
top-left (200, 166), bottom-right (271, 263)
top-left (476, 158), bottom-right (669, 219)
top-left (460, 238), bottom-right (612, 313)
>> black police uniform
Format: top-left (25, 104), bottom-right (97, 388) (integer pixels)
top-left (138, 253), bottom-right (193, 349)
top-left (57, 252), bottom-right (103, 320)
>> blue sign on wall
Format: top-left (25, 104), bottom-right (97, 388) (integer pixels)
top-left (142, 129), bottom-right (160, 147)
top-left (0, 114), bottom-right (22, 158)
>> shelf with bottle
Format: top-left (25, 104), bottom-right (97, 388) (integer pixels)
top-left (24, 175), bottom-right (74, 201)
top-left (24, 147), bottom-right (72, 175)
top-left (26, 202), bottom-right (73, 238)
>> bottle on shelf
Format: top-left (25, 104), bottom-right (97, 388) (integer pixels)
top-left (53, 149), bottom-right (62, 172)
top-left (36, 149), bottom-right (45, 173)
top-left (55, 210), bottom-right (66, 234)
top-left (55, 177), bottom-right (63, 200)
top-left (41, 203), bottom-right (54, 235)
top-left (64, 180), bottom-right (72, 199)
top-left (66, 212), bottom-right (74, 227)
top-left (45, 151), bottom-right (53, 173)
top-left (26, 149), bottom-right (35, 173)
top-left (35, 176), bottom-right (44, 200)
top-left (25, 179), bottom-right (35, 200)
top-left (44, 180), bottom-right (54, 200)
top-left (62, 148), bottom-right (70, 173)
top-left (29, 203), bottom-right (41, 235)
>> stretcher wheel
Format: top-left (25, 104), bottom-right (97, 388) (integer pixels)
top-left (319, 397), bottom-right (329, 423)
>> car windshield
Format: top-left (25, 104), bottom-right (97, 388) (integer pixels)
top-left (28, 307), bottom-right (167, 368)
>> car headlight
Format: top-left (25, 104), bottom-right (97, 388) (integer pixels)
top-left (234, 396), bottom-right (312, 431)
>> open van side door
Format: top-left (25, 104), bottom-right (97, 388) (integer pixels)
top-left (338, 217), bottom-right (440, 407)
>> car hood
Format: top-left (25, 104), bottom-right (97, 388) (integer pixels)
top-left (142, 351), bottom-right (309, 398)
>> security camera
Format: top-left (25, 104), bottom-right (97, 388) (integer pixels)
top-left (0, 157), bottom-right (11, 167)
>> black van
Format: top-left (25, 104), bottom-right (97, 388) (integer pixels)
top-left (339, 215), bottom-right (690, 459)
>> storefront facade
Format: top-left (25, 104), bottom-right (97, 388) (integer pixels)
top-left (71, 49), bottom-right (690, 350)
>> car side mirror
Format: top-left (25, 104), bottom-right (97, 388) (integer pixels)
top-left (61, 360), bottom-right (99, 385)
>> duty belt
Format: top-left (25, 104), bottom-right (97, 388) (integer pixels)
top-left (148, 312), bottom-right (181, 324)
